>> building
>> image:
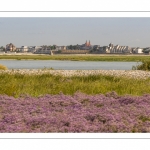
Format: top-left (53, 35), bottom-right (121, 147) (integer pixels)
top-left (132, 47), bottom-right (143, 54)
top-left (99, 46), bottom-right (110, 53)
top-left (107, 43), bottom-right (131, 53)
top-left (93, 45), bottom-right (100, 51)
top-left (30, 46), bottom-right (42, 53)
top-left (56, 46), bottom-right (66, 50)
top-left (33, 46), bottom-right (53, 54)
top-left (109, 43), bottom-right (114, 48)
top-left (6, 43), bottom-right (16, 51)
top-left (61, 46), bottom-right (66, 50)
top-left (142, 47), bottom-right (150, 54)
top-left (80, 40), bottom-right (92, 50)
top-left (85, 40), bottom-right (91, 47)
top-left (20, 46), bottom-right (28, 52)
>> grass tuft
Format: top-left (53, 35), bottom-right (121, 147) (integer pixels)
top-left (0, 64), bottom-right (7, 70)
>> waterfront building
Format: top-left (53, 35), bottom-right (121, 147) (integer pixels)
top-left (85, 40), bottom-right (91, 47)
top-left (132, 47), bottom-right (143, 54)
top-left (56, 46), bottom-right (66, 50)
top-left (30, 46), bottom-right (42, 53)
top-left (108, 43), bottom-right (131, 53)
top-left (20, 46), bottom-right (29, 52)
top-left (61, 46), bottom-right (66, 50)
top-left (93, 45), bottom-right (100, 51)
top-left (33, 46), bottom-right (51, 54)
top-left (80, 40), bottom-right (92, 50)
top-left (6, 43), bottom-right (16, 51)
top-left (99, 46), bottom-right (110, 53)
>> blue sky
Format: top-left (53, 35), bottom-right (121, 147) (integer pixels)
top-left (0, 17), bottom-right (149, 48)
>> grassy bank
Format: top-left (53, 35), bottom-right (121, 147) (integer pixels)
top-left (0, 54), bottom-right (150, 61)
top-left (0, 73), bottom-right (150, 97)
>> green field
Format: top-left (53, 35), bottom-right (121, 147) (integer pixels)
top-left (0, 54), bottom-right (150, 61)
top-left (0, 73), bottom-right (150, 97)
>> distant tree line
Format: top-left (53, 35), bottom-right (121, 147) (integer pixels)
top-left (0, 46), bottom-right (5, 51)
top-left (67, 44), bottom-right (80, 50)
top-left (42, 45), bottom-right (56, 50)
top-left (142, 48), bottom-right (150, 53)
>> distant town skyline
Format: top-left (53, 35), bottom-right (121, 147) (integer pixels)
top-left (0, 17), bottom-right (150, 48)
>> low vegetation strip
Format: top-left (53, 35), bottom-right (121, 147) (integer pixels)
top-left (0, 54), bottom-right (150, 61)
top-left (0, 92), bottom-right (150, 132)
top-left (1, 69), bottom-right (150, 79)
top-left (0, 70), bottom-right (150, 97)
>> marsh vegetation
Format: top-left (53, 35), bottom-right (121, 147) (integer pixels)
top-left (0, 54), bottom-right (150, 62)
top-left (0, 73), bottom-right (150, 97)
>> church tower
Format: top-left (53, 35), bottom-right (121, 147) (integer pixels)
top-left (89, 40), bottom-right (91, 46)
top-left (85, 40), bottom-right (91, 47)
top-left (85, 40), bottom-right (87, 46)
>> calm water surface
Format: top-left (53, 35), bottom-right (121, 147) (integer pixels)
top-left (0, 60), bottom-right (139, 70)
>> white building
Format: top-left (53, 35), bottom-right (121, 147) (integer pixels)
top-left (56, 46), bottom-right (66, 50)
top-left (133, 47), bottom-right (143, 54)
top-left (20, 46), bottom-right (28, 52)
top-left (108, 43), bottom-right (131, 53)
top-left (28, 46), bottom-right (42, 53)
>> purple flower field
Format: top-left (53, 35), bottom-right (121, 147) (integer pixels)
top-left (0, 92), bottom-right (150, 133)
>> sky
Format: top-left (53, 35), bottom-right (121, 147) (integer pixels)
top-left (0, 17), bottom-right (150, 48)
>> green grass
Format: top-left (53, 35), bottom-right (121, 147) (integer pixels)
top-left (0, 54), bottom-right (150, 61)
top-left (0, 73), bottom-right (150, 97)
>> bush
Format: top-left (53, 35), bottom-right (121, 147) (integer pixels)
top-left (0, 64), bottom-right (7, 70)
top-left (132, 61), bottom-right (150, 71)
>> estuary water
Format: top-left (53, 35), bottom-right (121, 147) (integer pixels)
top-left (0, 60), bottom-right (139, 70)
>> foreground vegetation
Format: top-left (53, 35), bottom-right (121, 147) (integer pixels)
top-left (1, 72), bottom-right (150, 132)
top-left (133, 60), bottom-right (150, 71)
top-left (0, 93), bottom-right (150, 132)
top-left (0, 64), bottom-right (7, 70)
top-left (0, 54), bottom-right (150, 61)
top-left (0, 73), bottom-right (150, 97)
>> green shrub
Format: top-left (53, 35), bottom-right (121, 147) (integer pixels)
top-left (0, 64), bottom-right (7, 70)
top-left (41, 67), bottom-right (54, 70)
top-left (133, 61), bottom-right (150, 71)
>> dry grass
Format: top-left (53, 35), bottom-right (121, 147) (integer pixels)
top-left (0, 64), bottom-right (7, 70)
